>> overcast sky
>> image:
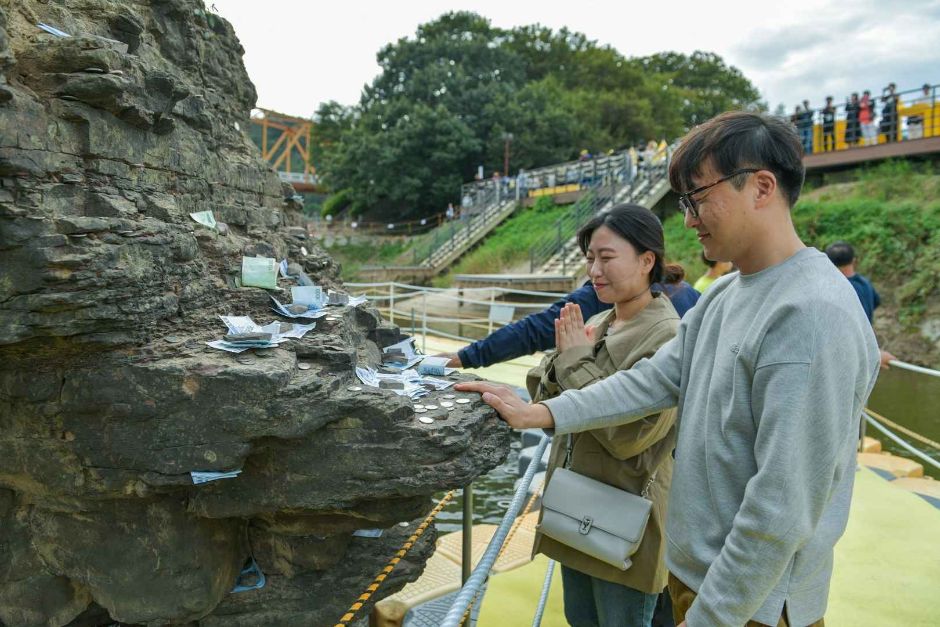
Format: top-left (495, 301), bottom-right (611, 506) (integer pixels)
top-left (213, 0), bottom-right (940, 119)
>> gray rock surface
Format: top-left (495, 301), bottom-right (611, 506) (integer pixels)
top-left (0, 2), bottom-right (509, 625)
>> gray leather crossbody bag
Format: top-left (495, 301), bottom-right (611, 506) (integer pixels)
top-left (538, 435), bottom-right (655, 571)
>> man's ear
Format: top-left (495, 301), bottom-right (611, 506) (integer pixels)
top-left (753, 170), bottom-right (778, 208)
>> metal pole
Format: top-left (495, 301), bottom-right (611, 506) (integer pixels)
top-left (462, 483), bottom-right (473, 584)
top-left (410, 307), bottom-right (416, 337)
top-left (421, 292), bottom-right (427, 353)
top-left (488, 290), bottom-right (495, 334)
top-left (457, 288), bottom-right (464, 340)
top-left (389, 283), bottom-right (395, 325)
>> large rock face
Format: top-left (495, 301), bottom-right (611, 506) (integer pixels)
top-left (0, 2), bottom-right (509, 625)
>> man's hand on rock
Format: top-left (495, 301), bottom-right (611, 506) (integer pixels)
top-left (453, 381), bottom-right (555, 429)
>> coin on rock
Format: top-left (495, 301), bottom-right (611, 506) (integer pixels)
top-left (164, 335), bottom-right (184, 344)
top-left (440, 401), bottom-right (454, 408)
top-left (236, 356), bottom-right (255, 365)
top-left (347, 385), bottom-right (363, 392)
top-left (297, 363), bottom-right (311, 370)
top-left (443, 394), bottom-right (456, 399)
top-left (455, 398), bottom-right (471, 404)
top-left (418, 416), bottom-right (434, 424)
top-left (424, 405), bottom-right (439, 410)
top-left (414, 404), bottom-right (425, 410)
top-left (415, 408), bottom-right (427, 414)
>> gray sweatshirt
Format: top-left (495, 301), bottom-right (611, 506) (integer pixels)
top-left (543, 248), bottom-right (880, 626)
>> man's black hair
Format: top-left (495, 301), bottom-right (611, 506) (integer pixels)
top-left (824, 241), bottom-right (856, 267)
top-left (668, 111), bottom-right (806, 208)
top-left (577, 203), bottom-right (665, 285)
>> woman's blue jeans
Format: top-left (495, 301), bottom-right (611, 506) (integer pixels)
top-left (560, 565), bottom-right (658, 627)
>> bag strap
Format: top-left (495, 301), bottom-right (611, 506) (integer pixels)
top-left (641, 472), bottom-right (657, 499)
top-left (567, 433), bottom-right (657, 498)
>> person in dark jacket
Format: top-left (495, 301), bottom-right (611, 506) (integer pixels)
top-left (845, 93), bottom-right (860, 146)
top-left (822, 96), bottom-right (836, 152)
top-left (439, 275), bottom-right (699, 369)
top-left (880, 83), bottom-right (899, 143)
top-left (824, 240), bottom-right (896, 369)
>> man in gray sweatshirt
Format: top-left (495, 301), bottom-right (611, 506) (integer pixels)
top-left (457, 111), bottom-right (880, 626)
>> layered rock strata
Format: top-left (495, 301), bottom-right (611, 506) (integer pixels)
top-left (0, 2), bottom-right (509, 625)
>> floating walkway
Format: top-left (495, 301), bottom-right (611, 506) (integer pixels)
top-left (369, 335), bottom-right (939, 626)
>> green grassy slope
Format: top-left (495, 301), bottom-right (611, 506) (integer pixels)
top-left (664, 160), bottom-right (940, 327)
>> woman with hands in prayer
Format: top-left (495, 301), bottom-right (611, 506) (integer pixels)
top-left (518, 203), bottom-right (680, 627)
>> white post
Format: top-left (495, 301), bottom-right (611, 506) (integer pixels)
top-left (421, 291), bottom-right (428, 353)
top-left (488, 289), bottom-right (495, 334)
top-left (389, 283), bottom-right (395, 325)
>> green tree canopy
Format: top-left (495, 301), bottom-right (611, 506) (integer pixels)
top-left (316, 12), bottom-right (763, 220)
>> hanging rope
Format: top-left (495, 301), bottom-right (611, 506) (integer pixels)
top-left (333, 489), bottom-right (456, 627)
top-left (865, 407), bottom-right (940, 450)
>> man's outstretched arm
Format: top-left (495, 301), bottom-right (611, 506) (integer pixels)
top-left (458, 330), bottom-right (684, 433)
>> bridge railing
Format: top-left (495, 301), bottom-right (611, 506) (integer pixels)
top-left (526, 143), bottom-right (674, 274)
top-left (787, 82), bottom-right (939, 154)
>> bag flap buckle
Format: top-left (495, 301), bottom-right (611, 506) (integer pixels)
top-left (578, 516), bottom-right (593, 535)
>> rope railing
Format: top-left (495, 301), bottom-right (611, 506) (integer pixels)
top-left (332, 490), bottom-right (456, 627)
top-left (532, 559), bottom-right (556, 627)
top-left (865, 407), bottom-right (940, 450)
top-left (888, 359), bottom-right (940, 378)
top-left (440, 435), bottom-right (552, 627)
top-left (864, 411), bottom-right (940, 472)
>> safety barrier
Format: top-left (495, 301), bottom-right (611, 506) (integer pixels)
top-left (346, 281), bottom-right (566, 348)
top-left (440, 435), bottom-right (551, 627)
top-left (333, 490), bottom-right (456, 627)
top-left (864, 410), bottom-right (940, 472)
top-left (888, 359), bottom-right (940, 378)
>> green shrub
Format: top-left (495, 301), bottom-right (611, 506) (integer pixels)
top-left (321, 188), bottom-right (352, 217)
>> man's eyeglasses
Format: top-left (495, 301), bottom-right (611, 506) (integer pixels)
top-left (678, 168), bottom-right (760, 219)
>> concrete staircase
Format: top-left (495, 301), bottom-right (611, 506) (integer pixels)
top-left (537, 161), bottom-right (673, 277)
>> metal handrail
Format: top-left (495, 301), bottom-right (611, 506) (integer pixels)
top-left (440, 435), bottom-right (552, 627)
top-left (864, 411), bottom-right (940, 471)
top-left (345, 281), bottom-right (568, 298)
top-left (887, 359), bottom-right (940, 378)
top-left (783, 81), bottom-right (939, 151)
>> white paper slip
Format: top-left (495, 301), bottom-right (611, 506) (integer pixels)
top-left (352, 529), bottom-right (384, 538)
top-left (206, 340), bottom-right (253, 353)
top-left (219, 315), bottom-right (261, 335)
top-left (189, 210), bottom-right (217, 229)
top-left (291, 286), bottom-right (323, 307)
top-left (191, 470), bottom-right (242, 484)
top-left (417, 356), bottom-right (456, 376)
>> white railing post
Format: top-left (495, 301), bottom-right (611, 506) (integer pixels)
top-left (421, 291), bottom-right (428, 353)
top-left (488, 289), bottom-right (495, 334)
top-left (389, 283), bottom-right (395, 325)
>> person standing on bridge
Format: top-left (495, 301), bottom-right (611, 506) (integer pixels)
top-left (824, 241), bottom-right (897, 370)
top-left (822, 96), bottom-right (836, 152)
top-left (860, 90), bottom-right (878, 146)
top-left (457, 111), bottom-right (881, 627)
top-left (845, 93), bottom-right (860, 147)
top-left (528, 204), bottom-right (679, 627)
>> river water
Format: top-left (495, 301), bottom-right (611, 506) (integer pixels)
top-left (437, 368), bottom-right (939, 532)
